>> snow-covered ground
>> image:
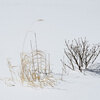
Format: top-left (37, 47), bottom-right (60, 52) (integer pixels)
top-left (0, 0), bottom-right (100, 100)
top-left (0, 70), bottom-right (100, 100)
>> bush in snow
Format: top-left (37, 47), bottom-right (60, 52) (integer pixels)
top-left (62, 38), bottom-right (100, 72)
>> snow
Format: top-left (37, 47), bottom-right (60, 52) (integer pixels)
top-left (0, 71), bottom-right (100, 100)
top-left (0, 0), bottom-right (100, 100)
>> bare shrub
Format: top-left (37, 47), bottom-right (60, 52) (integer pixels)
top-left (62, 38), bottom-right (100, 72)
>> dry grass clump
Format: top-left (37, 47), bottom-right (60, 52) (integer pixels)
top-left (20, 50), bottom-right (56, 87)
top-left (5, 33), bottom-right (57, 87)
top-left (6, 50), bottom-right (56, 88)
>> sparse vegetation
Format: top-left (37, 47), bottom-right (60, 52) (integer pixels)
top-left (3, 37), bottom-right (100, 87)
top-left (62, 38), bottom-right (100, 72)
top-left (20, 50), bottom-right (56, 87)
top-left (6, 33), bottom-right (56, 87)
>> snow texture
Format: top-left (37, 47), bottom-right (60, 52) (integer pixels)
top-left (0, 0), bottom-right (100, 100)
